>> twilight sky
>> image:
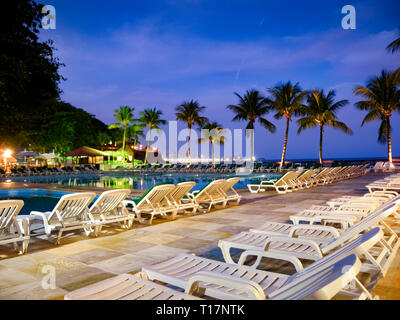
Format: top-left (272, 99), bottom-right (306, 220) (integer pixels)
top-left (40, 0), bottom-right (400, 160)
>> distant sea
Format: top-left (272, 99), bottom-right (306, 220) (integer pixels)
top-left (258, 156), bottom-right (399, 162)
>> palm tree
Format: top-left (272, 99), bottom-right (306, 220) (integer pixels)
top-left (387, 32), bottom-right (400, 53)
top-left (297, 89), bottom-right (352, 165)
top-left (267, 81), bottom-right (307, 171)
top-left (198, 122), bottom-right (225, 168)
top-left (227, 89), bottom-right (276, 164)
top-left (97, 131), bottom-right (111, 150)
top-left (139, 108), bottom-right (166, 164)
top-left (353, 70), bottom-right (400, 164)
top-left (108, 106), bottom-right (135, 161)
top-left (126, 124), bottom-right (145, 162)
top-left (175, 100), bottom-right (208, 165)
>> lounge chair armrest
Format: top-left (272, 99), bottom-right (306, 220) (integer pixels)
top-left (237, 250), bottom-right (304, 272)
top-left (185, 271), bottom-right (266, 300)
top-left (264, 236), bottom-right (323, 259)
top-left (30, 211), bottom-right (51, 234)
top-left (122, 200), bottom-right (138, 210)
top-left (289, 224), bottom-right (341, 239)
top-left (16, 216), bottom-right (30, 236)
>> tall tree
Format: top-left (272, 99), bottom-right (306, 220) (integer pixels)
top-left (267, 81), bottom-right (307, 170)
top-left (139, 108), bottom-right (166, 164)
top-left (126, 124), bottom-right (145, 162)
top-left (297, 89), bottom-right (352, 165)
top-left (387, 31), bottom-right (400, 53)
top-left (227, 90), bottom-right (276, 164)
top-left (198, 122), bottom-right (225, 168)
top-left (175, 100), bottom-right (208, 165)
top-left (353, 70), bottom-right (400, 163)
top-left (108, 106), bottom-right (135, 161)
top-left (0, 0), bottom-right (64, 145)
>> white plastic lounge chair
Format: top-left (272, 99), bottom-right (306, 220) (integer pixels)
top-left (30, 192), bottom-right (97, 244)
top-left (88, 189), bottom-right (135, 235)
top-left (0, 200), bottom-right (30, 254)
top-left (187, 179), bottom-right (227, 212)
top-left (218, 199), bottom-right (400, 276)
top-left (64, 272), bottom-right (201, 300)
top-left (165, 181), bottom-right (198, 216)
top-left (123, 184), bottom-right (177, 225)
top-left (247, 171), bottom-right (298, 194)
top-left (219, 177), bottom-right (241, 205)
top-left (142, 251), bottom-right (372, 300)
top-left (289, 204), bottom-right (374, 226)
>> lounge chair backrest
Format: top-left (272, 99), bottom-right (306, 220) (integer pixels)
top-left (89, 189), bottom-right (131, 216)
top-left (168, 182), bottom-right (196, 204)
top-left (270, 254), bottom-right (360, 300)
top-left (220, 177), bottom-right (240, 192)
top-left (321, 198), bottom-right (400, 253)
top-left (295, 227), bottom-right (381, 280)
top-left (194, 179), bottom-right (226, 199)
top-left (47, 192), bottom-right (96, 223)
top-left (278, 170), bottom-right (301, 185)
top-left (136, 184), bottom-right (176, 208)
top-left (0, 200), bottom-right (24, 231)
top-left (273, 171), bottom-right (293, 186)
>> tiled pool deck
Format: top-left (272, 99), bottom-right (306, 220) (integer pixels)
top-left (0, 172), bottom-right (399, 300)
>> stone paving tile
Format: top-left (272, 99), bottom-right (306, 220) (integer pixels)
top-left (134, 245), bottom-right (190, 262)
top-left (216, 225), bottom-right (249, 233)
top-left (66, 248), bottom-right (124, 265)
top-left (189, 230), bottom-right (234, 242)
top-left (0, 172), bottom-right (398, 299)
top-left (133, 232), bottom-right (184, 245)
top-left (56, 266), bottom-right (116, 292)
top-left (167, 238), bottom-right (215, 251)
top-left (0, 280), bottom-right (67, 300)
top-left (99, 239), bottom-right (155, 254)
top-left (90, 253), bottom-right (156, 274)
top-left (0, 268), bottom-right (38, 290)
top-left (162, 227), bottom-right (205, 237)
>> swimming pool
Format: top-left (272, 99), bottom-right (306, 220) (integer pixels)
top-left (6, 172), bottom-right (280, 190)
top-left (0, 189), bottom-right (76, 215)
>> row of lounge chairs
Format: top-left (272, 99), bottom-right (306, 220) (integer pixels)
top-left (248, 165), bottom-right (369, 194)
top-left (1, 165), bottom-right (100, 178)
top-left (64, 175), bottom-right (400, 300)
top-left (366, 173), bottom-right (400, 192)
top-left (0, 178), bottom-right (241, 248)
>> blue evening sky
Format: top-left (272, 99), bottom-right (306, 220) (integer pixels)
top-left (40, 0), bottom-right (400, 160)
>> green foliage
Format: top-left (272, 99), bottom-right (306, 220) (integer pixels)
top-left (175, 100), bottom-right (208, 129)
top-left (297, 89), bottom-right (352, 135)
top-left (0, 0), bottom-right (110, 154)
top-left (353, 70), bottom-right (400, 144)
top-left (227, 90), bottom-right (275, 132)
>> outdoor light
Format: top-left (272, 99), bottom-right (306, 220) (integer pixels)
top-left (3, 149), bottom-right (12, 158)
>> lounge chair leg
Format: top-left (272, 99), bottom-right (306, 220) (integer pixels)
top-left (21, 239), bottom-right (29, 254)
top-left (219, 243), bottom-right (235, 264)
top-left (56, 230), bottom-right (63, 245)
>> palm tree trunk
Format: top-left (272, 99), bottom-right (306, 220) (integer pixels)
top-left (212, 142), bottom-right (215, 168)
top-left (188, 126), bottom-right (192, 166)
top-left (319, 125), bottom-right (323, 166)
top-left (122, 126), bottom-right (126, 162)
top-left (387, 117), bottom-right (392, 163)
top-left (250, 127), bottom-right (254, 167)
top-left (144, 129), bottom-right (151, 165)
top-left (279, 118), bottom-right (290, 171)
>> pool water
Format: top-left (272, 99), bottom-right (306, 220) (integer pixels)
top-left (0, 189), bottom-right (75, 215)
top-left (6, 172), bottom-right (280, 190)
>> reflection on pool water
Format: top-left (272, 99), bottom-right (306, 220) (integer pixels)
top-left (7, 172), bottom-right (281, 190)
top-left (0, 189), bottom-right (76, 215)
